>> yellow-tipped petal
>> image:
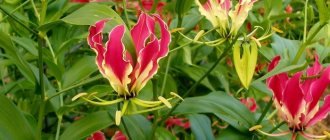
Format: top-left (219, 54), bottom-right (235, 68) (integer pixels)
top-left (115, 110), bottom-right (122, 126)
top-left (72, 92), bottom-right (88, 101)
top-left (158, 96), bottom-right (172, 108)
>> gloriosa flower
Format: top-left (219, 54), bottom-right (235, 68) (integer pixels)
top-left (88, 12), bottom-right (170, 98)
top-left (266, 55), bottom-right (330, 139)
top-left (195, 0), bottom-right (257, 36)
top-left (73, 13), bottom-right (182, 125)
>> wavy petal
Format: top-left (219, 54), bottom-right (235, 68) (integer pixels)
top-left (130, 12), bottom-right (152, 55)
top-left (229, 0), bottom-right (256, 35)
top-left (302, 55), bottom-right (322, 102)
top-left (88, 19), bottom-right (109, 75)
top-left (282, 72), bottom-right (304, 118)
top-left (130, 36), bottom-right (160, 93)
top-left (307, 67), bottom-right (330, 112)
top-left (267, 56), bottom-right (281, 72)
top-left (146, 15), bottom-right (170, 79)
top-left (103, 25), bottom-right (133, 96)
top-left (307, 95), bottom-right (330, 126)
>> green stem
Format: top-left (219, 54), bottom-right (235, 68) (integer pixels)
top-left (47, 75), bottom-right (103, 100)
top-left (0, 0), bottom-right (30, 23)
top-left (150, 0), bottom-right (159, 13)
top-left (151, 78), bottom-right (159, 139)
top-left (39, 0), bottom-right (47, 25)
top-left (36, 35), bottom-right (46, 140)
top-left (292, 23), bottom-right (327, 64)
top-left (122, 0), bottom-right (131, 30)
top-left (303, 0), bottom-right (309, 43)
top-left (256, 98), bottom-right (273, 124)
top-left (118, 103), bottom-right (132, 140)
top-left (0, 6), bottom-right (38, 35)
top-left (268, 121), bottom-right (286, 133)
top-left (55, 116), bottom-right (63, 140)
top-left (29, 0), bottom-right (40, 21)
top-left (159, 13), bottom-right (183, 96)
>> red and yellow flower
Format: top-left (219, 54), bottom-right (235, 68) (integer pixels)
top-left (266, 55), bottom-right (330, 139)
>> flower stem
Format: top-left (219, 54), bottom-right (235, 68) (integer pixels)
top-left (122, 0), bottom-right (131, 30)
top-left (36, 35), bottom-right (46, 140)
top-left (151, 79), bottom-right (159, 139)
top-left (118, 102), bottom-right (132, 140)
top-left (256, 98), bottom-right (273, 124)
top-left (292, 22), bottom-right (327, 65)
top-left (0, 6), bottom-right (38, 35)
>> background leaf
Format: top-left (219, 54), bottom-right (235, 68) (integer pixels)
top-left (189, 114), bottom-right (214, 140)
top-left (60, 111), bottom-right (114, 140)
top-left (0, 95), bottom-right (36, 140)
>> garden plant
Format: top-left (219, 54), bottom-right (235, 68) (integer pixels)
top-left (0, 0), bottom-right (330, 140)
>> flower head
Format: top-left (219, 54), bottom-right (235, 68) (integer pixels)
top-left (267, 55), bottom-right (330, 131)
top-left (88, 12), bottom-right (170, 98)
top-left (195, 0), bottom-right (257, 36)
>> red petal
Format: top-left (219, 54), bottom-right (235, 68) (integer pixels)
top-left (307, 67), bottom-right (330, 112)
top-left (282, 72), bottom-right (304, 117)
top-left (130, 36), bottom-right (160, 93)
top-left (112, 131), bottom-right (127, 140)
top-left (88, 19), bottom-right (109, 75)
top-left (130, 13), bottom-right (153, 55)
top-left (302, 55), bottom-right (322, 102)
top-left (267, 55), bottom-right (281, 72)
top-left (103, 25), bottom-right (133, 95)
top-left (307, 95), bottom-right (330, 127)
top-left (267, 73), bottom-right (289, 103)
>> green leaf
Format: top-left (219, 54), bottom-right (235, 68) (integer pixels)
top-left (216, 126), bottom-right (252, 140)
top-left (11, 37), bottom-right (38, 56)
top-left (271, 34), bottom-right (302, 63)
top-left (120, 115), bottom-right (152, 140)
top-left (176, 0), bottom-right (194, 17)
top-left (315, 0), bottom-right (330, 24)
top-left (0, 95), bottom-right (36, 140)
top-left (61, 3), bottom-right (136, 60)
top-left (174, 91), bottom-right (256, 132)
top-left (189, 114), bottom-right (214, 140)
top-left (61, 56), bottom-right (98, 88)
top-left (155, 127), bottom-right (176, 140)
top-left (177, 65), bottom-right (216, 91)
top-left (60, 111), bottom-right (114, 140)
top-left (0, 31), bottom-right (35, 84)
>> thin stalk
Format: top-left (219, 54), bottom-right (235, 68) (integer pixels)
top-left (118, 103), bottom-right (132, 140)
top-left (47, 75), bottom-right (103, 100)
top-left (159, 14), bottom-right (183, 96)
top-left (0, 0), bottom-right (30, 23)
top-left (122, 0), bottom-right (131, 29)
top-left (292, 23), bottom-right (327, 64)
top-left (55, 82), bottom-right (63, 140)
top-left (268, 121), bottom-right (286, 133)
top-left (55, 116), bottom-right (62, 140)
top-left (29, 0), bottom-right (40, 21)
top-left (159, 37), bottom-right (238, 125)
top-left (150, 0), bottom-right (159, 13)
top-left (303, 0), bottom-right (309, 43)
top-left (151, 79), bottom-right (159, 139)
top-left (39, 0), bottom-right (47, 24)
top-left (36, 35), bottom-right (46, 140)
top-left (256, 98), bottom-right (274, 124)
top-left (0, 6), bottom-right (38, 35)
